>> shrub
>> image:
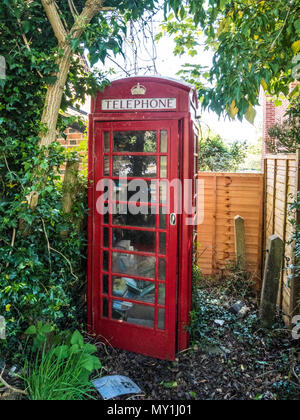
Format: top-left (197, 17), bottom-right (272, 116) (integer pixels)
top-left (0, 143), bottom-right (88, 359)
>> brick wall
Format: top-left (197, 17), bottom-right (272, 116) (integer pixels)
top-left (58, 127), bottom-right (86, 174)
top-left (58, 127), bottom-right (85, 149)
top-left (262, 82), bottom-right (299, 170)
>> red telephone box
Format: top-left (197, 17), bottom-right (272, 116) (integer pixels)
top-left (88, 76), bottom-right (199, 360)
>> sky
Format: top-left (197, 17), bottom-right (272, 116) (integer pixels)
top-left (96, 15), bottom-right (263, 146)
top-left (154, 36), bottom-right (263, 145)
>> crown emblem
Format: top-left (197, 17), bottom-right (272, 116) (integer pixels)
top-left (131, 83), bottom-right (147, 95)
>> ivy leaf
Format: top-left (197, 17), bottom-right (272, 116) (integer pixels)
top-left (22, 21), bottom-right (31, 33)
top-left (71, 38), bottom-right (81, 51)
top-left (295, 18), bottom-right (300, 35)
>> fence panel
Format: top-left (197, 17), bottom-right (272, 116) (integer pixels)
top-left (264, 153), bottom-right (300, 324)
top-left (197, 173), bottom-right (264, 281)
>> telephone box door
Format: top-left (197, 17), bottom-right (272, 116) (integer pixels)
top-left (92, 120), bottom-right (179, 360)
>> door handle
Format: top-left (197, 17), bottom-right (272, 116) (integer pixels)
top-left (170, 213), bottom-right (177, 226)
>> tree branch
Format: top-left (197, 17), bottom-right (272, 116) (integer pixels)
top-left (39, 0), bottom-right (105, 147)
top-left (0, 366), bottom-right (27, 396)
top-left (17, 19), bottom-right (43, 78)
top-left (70, 0), bottom-right (105, 40)
top-left (5, 228), bottom-right (16, 269)
top-left (41, 0), bottom-right (68, 45)
top-left (67, 0), bottom-right (78, 21)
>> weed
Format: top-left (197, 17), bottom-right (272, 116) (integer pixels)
top-left (22, 329), bottom-right (101, 400)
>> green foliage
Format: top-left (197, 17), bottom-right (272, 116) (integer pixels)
top-left (199, 132), bottom-right (248, 172)
top-left (218, 262), bottom-right (257, 299)
top-left (289, 193), bottom-right (300, 309)
top-left (242, 139), bottom-right (262, 172)
top-left (0, 2), bottom-right (93, 358)
top-left (23, 329), bottom-right (101, 400)
top-left (189, 275), bottom-right (284, 351)
top-left (25, 322), bottom-right (55, 352)
top-left (0, 140), bottom-right (88, 357)
top-left (268, 95), bottom-right (300, 154)
top-left (0, 0), bottom-right (166, 358)
top-left (162, 0), bottom-right (300, 119)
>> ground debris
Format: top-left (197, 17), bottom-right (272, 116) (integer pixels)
top-left (94, 289), bottom-right (300, 401)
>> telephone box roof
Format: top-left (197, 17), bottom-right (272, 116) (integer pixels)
top-left (94, 75), bottom-right (199, 112)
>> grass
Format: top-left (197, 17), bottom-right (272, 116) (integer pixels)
top-left (22, 346), bottom-right (96, 401)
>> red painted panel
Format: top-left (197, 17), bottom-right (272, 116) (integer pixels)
top-left (90, 119), bottom-right (178, 360)
top-left (88, 77), bottom-right (198, 360)
top-left (93, 76), bottom-right (197, 115)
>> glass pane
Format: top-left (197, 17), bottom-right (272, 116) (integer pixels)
top-left (103, 275), bottom-right (109, 295)
top-left (103, 297), bottom-right (109, 318)
top-left (103, 212), bottom-right (109, 225)
top-left (160, 181), bottom-right (167, 205)
top-left (112, 299), bottom-right (133, 321)
top-left (104, 156), bottom-right (110, 176)
top-left (113, 156), bottom-right (157, 178)
top-left (103, 251), bottom-right (109, 271)
top-left (113, 229), bottom-right (156, 254)
top-left (159, 258), bottom-right (166, 280)
top-left (159, 233), bottom-right (166, 255)
top-left (160, 157), bottom-right (167, 178)
top-left (158, 283), bottom-right (165, 305)
top-left (112, 299), bottom-right (155, 329)
top-left (114, 180), bottom-right (156, 204)
top-left (158, 308), bottom-right (165, 330)
top-left (112, 277), bottom-right (155, 303)
top-left (160, 130), bottom-right (168, 153)
top-left (113, 210), bottom-right (156, 229)
top-left (112, 276), bottom-right (127, 298)
top-left (103, 227), bottom-right (109, 248)
top-left (112, 252), bottom-right (156, 279)
top-left (159, 210), bottom-right (167, 229)
top-left (104, 132), bottom-right (110, 152)
top-left (114, 131), bottom-right (156, 152)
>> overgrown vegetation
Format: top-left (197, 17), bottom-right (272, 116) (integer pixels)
top-left (267, 97), bottom-right (300, 153)
top-left (198, 133), bottom-right (248, 172)
top-left (267, 95), bottom-right (300, 310)
top-left (0, 142), bottom-right (88, 357)
top-left (0, 0), bottom-right (163, 359)
top-left (22, 328), bottom-right (101, 400)
top-left (1, 0), bottom-right (299, 400)
top-left (289, 194), bottom-right (300, 311)
top-left (189, 264), bottom-right (300, 400)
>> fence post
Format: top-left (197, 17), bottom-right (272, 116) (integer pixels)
top-left (234, 215), bottom-right (246, 270)
top-left (260, 234), bottom-right (284, 328)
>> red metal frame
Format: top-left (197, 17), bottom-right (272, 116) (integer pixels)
top-left (88, 77), bottom-right (198, 360)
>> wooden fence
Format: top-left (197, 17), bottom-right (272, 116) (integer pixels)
top-left (264, 153), bottom-right (300, 323)
top-left (197, 173), bottom-right (264, 280)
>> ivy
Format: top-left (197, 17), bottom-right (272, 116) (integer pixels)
top-left (0, 0), bottom-right (164, 357)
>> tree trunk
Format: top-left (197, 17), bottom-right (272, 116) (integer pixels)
top-left (39, 0), bottom-right (105, 148)
top-left (62, 159), bottom-right (80, 214)
top-left (40, 46), bottom-right (72, 148)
